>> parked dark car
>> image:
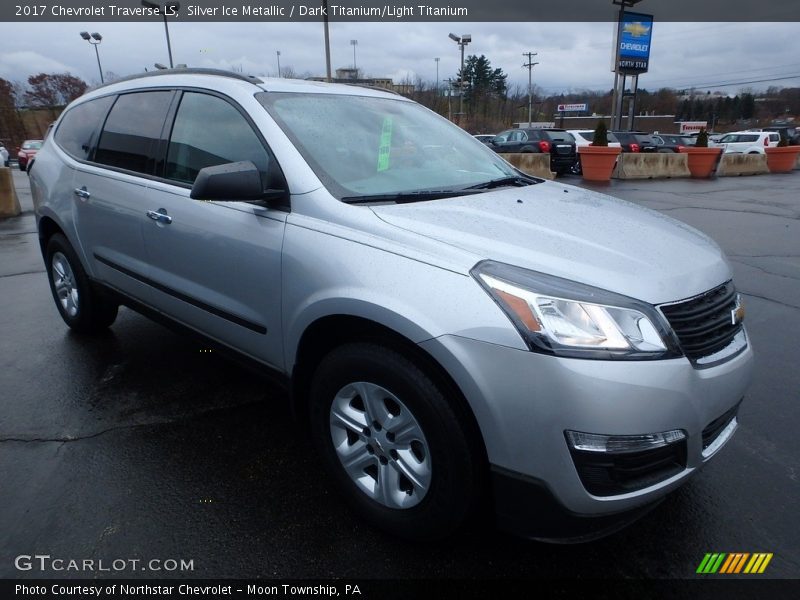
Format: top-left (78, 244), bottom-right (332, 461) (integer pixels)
top-left (652, 134), bottom-right (696, 153)
top-left (490, 128), bottom-right (577, 174)
top-left (762, 126), bottom-right (800, 145)
top-left (610, 131), bottom-right (658, 153)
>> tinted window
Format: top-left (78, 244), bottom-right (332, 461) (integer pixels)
top-left (95, 91), bottom-right (173, 174)
top-left (166, 92), bottom-right (269, 185)
top-left (54, 96), bottom-right (114, 160)
top-left (738, 134), bottom-right (759, 142)
top-left (543, 131), bottom-right (575, 143)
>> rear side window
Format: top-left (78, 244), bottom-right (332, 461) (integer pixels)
top-left (54, 96), bottom-right (114, 160)
top-left (165, 92), bottom-right (270, 185)
top-left (95, 91), bottom-right (173, 174)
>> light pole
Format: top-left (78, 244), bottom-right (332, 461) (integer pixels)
top-left (448, 33), bottom-right (471, 122)
top-left (434, 57), bottom-right (440, 93)
top-left (322, 0), bottom-right (332, 81)
top-left (350, 39), bottom-right (358, 72)
top-left (276, 50), bottom-right (281, 77)
top-left (522, 52), bottom-right (538, 126)
top-left (142, 0), bottom-right (180, 69)
top-left (79, 31), bottom-right (104, 84)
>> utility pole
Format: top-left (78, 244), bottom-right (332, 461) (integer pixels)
top-left (522, 52), bottom-right (538, 126)
top-left (276, 50), bottom-right (281, 77)
top-left (322, 0), bottom-right (332, 81)
top-left (445, 78), bottom-right (453, 121)
top-left (434, 57), bottom-right (440, 93)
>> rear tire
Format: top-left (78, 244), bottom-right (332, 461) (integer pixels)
top-left (309, 342), bottom-right (481, 541)
top-left (45, 233), bottom-right (118, 333)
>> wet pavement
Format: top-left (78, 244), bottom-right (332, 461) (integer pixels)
top-left (1, 168), bottom-right (798, 579)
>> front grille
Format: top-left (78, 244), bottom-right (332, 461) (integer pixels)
top-left (660, 282), bottom-right (742, 360)
top-left (569, 441), bottom-right (687, 497)
top-left (702, 403), bottom-right (740, 450)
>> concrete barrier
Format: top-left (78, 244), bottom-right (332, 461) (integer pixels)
top-left (795, 152), bottom-right (800, 170)
top-left (716, 153), bottom-right (769, 177)
top-left (500, 153), bottom-right (555, 180)
top-left (0, 167), bottom-right (21, 218)
top-left (612, 153), bottom-right (691, 179)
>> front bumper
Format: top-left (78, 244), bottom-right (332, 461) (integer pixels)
top-left (418, 331), bottom-right (754, 517)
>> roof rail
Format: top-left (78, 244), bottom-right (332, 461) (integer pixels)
top-left (91, 67), bottom-right (263, 91)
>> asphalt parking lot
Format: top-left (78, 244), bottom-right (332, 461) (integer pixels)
top-left (1, 167), bottom-right (798, 580)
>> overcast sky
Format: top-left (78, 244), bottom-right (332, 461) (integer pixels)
top-left (1, 21), bottom-right (799, 96)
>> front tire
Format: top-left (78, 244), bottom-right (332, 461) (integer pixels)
top-left (45, 233), bottom-right (118, 333)
top-left (309, 342), bottom-right (481, 540)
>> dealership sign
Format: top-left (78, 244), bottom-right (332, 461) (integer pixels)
top-left (679, 121), bottom-right (708, 134)
top-left (618, 12), bottom-right (653, 73)
top-left (557, 103), bottom-right (588, 112)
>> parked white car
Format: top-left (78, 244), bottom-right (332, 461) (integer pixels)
top-left (567, 130), bottom-right (622, 149)
top-left (711, 131), bottom-right (780, 154)
top-left (567, 130), bottom-right (622, 175)
top-left (0, 144), bottom-right (9, 167)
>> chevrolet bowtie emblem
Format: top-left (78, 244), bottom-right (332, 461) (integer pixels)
top-left (623, 22), bottom-right (651, 38)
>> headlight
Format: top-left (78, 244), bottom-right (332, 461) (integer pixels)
top-left (472, 260), bottom-right (680, 360)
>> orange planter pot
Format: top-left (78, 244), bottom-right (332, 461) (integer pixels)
top-left (678, 146), bottom-right (722, 178)
top-left (578, 145), bottom-right (622, 182)
top-left (764, 146), bottom-right (800, 173)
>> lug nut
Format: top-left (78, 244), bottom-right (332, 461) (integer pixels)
top-left (386, 432), bottom-right (395, 442)
top-left (390, 449), bottom-right (398, 460)
top-left (366, 444), bottom-right (374, 454)
top-left (363, 427), bottom-right (371, 437)
top-left (379, 456), bottom-right (388, 465)
top-left (373, 421), bottom-right (382, 431)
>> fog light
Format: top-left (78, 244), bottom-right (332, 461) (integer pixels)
top-left (565, 429), bottom-right (686, 454)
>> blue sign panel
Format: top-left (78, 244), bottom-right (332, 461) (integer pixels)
top-left (618, 12), bottom-right (653, 73)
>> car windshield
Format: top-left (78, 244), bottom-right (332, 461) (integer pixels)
top-left (23, 141), bottom-right (43, 150)
top-left (257, 92), bottom-right (519, 201)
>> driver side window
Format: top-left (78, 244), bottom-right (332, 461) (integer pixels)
top-left (165, 92), bottom-right (270, 186)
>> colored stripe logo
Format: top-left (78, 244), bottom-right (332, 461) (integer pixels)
top-left (697, 553), bottom-right (773, 574)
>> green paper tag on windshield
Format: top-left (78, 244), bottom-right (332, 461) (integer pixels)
top-left (377, 117), bottom-right (393, 172)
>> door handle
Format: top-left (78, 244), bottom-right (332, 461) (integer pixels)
top-left (146, 209), bottom-right (173, 225)
top-left (73, 186), bottom-right (90, 200)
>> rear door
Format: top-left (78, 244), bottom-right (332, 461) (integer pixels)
top-left (140, 90), bottom-right (287, 368)
top-left (72, 90), bottom-right (174, 301)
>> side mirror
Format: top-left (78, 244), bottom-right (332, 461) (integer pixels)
top-left (190, 161), bottom-right (267, 201)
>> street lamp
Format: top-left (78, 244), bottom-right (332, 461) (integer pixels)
top-left (79, 32), bottom-right (104, 84)
top-left (434, 57), bottom-right (440, 93)
top-left (142, 0), bottom-right (180, 68)
top-left (448, 33), bottom-right (471, 122)
top-left (276, 50), bottom-right (281, 77)
top-left (350, 39), bottom-right (358, 71)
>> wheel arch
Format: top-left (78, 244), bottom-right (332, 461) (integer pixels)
top-left (290, 314), bottom-right (489, 469)
top-left (37, 215), bottom-right (65, 256)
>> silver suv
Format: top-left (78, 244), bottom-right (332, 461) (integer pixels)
top-left (30, 69), bottom-right (753, 541)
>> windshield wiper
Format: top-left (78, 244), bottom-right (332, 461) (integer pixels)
top-left (341, 189), bottom-right (483, 204)
top-left (463, 175), bottom-right (540, 190)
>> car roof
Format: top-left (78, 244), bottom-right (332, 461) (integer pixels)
top-left (77, 67), bottom-right (405, 105)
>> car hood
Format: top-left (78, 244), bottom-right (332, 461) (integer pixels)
top-left (370, 182), bottom-right (731, 305)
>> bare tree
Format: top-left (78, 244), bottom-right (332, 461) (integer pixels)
top-left (24, 73), bottom-right (87, 107)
